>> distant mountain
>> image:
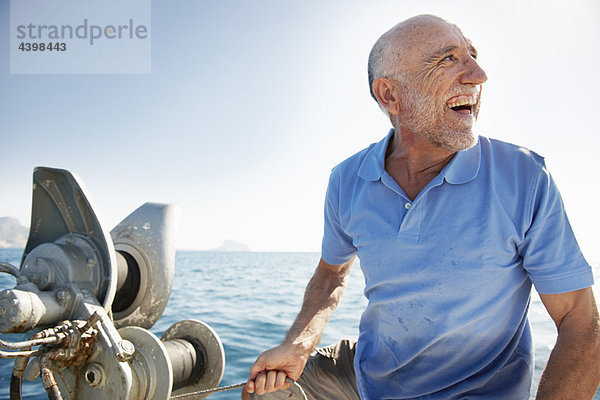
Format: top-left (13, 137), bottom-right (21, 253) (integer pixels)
top-left (0, 217), bottom-right (28, 249)
top-left (209, 240), bottom-right (251, 252)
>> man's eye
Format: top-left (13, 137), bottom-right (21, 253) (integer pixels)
top-left (442, 55), bottom-right (454, 62)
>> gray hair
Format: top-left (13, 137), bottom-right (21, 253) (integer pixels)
top-left (367, 30), bottom-right (396, 103)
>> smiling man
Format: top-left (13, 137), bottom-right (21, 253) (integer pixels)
top-left (244, 15), bottom-right (600, 399)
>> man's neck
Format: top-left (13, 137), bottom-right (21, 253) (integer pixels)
top-left (385, 127), bottom-right (455, 201)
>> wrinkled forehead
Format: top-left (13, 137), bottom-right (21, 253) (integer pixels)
top-left (390, 17), bottom-right (475, 64)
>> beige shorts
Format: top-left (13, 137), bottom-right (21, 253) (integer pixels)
top-left (250, 338), bottom-right (359, 400)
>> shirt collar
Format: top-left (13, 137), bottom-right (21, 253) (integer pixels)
top-left (357, 129), bottom-right (481, 184)
top-left (357, 129), bottom-right (393, 181)
top-left (443, 137), bottom-right (481, 184)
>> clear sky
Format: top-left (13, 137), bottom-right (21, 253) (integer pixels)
top-left (1, 0), bottom-right (599, 261)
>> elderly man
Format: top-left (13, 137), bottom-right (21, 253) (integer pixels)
top-left (244, 14), bottom-right (600, 399)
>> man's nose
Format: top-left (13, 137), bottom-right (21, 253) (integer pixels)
top-left (461, 57), bottom-right (488, 85)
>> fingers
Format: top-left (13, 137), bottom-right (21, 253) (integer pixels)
top-left (275, 371), bottom-right (287, 388)
top-left (246, 370), bottom-right (292, 395)
top-left (249, 353), bottom-right (267, 381)
top-left (245, 379), bottom-right (255, 394)
top-left (246, 345), bottom-right (305, 396)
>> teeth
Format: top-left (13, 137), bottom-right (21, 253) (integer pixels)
top-left (447, 95), bottom-right (477, 109)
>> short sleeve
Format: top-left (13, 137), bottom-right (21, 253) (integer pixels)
top-left (321, 168), bottom-right (357, 265)
top-left (519, 161), bottom-right (593, 294)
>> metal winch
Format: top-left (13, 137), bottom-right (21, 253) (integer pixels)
top-left (0, 167), bottom-right (225, 399)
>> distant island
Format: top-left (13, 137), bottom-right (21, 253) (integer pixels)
top-left (208, 240), bottom-right (251, 252)
top-left (0, 217), bottom-right (28, 249)
top-left (0, 218), bottom-right (254, 253)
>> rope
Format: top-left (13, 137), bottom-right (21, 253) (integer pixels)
top-left (170, 377), bottom-right (308, 400)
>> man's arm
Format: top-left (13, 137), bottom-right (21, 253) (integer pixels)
top-left (243, 257), bottom-right (355, 397)
top-left (536, 287), bottom-right (600, 399)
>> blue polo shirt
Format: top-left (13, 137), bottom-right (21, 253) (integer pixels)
top-left (321, 130), bottom-right (593, 399)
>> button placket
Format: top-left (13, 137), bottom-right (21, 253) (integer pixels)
top-left (398, 199), bottom-right (421, 242)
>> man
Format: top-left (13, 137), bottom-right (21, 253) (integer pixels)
top-left (244, 14), bottom-right (600, 399)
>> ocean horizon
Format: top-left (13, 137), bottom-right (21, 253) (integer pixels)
top-left (0, 249), bottom-right (598, 399)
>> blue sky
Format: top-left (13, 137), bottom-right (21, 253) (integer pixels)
top-left (1, 0), bottom-right (599, 261)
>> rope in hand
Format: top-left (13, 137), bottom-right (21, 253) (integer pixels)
top-left (169, 377), bottom-right (308, 400)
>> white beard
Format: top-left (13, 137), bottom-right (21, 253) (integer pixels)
top-left (401, 86), bottom-right (478, 152)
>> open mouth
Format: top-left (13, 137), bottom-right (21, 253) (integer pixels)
top-left (447, 95), bottom-right (477, 115)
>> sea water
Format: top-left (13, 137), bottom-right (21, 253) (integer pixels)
top-left (0, 249), bottom-right (598, 399)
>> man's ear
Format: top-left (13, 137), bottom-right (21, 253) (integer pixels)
top-left (372, 77), bottom-right (401, 115)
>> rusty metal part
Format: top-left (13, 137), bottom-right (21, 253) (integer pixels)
top-left (7, 316), bottom-right (100, 399)
top-left (52, 330), bottom-right (136, 399)
top-left (0, 167), bottom-right (214, 400)
top-left (41, 356), bottom-right (63, 400)
top-left (0, 324), bottom-right (65, 351)
top-left (8, 331), bottom-right (46, 400)
top-left (0, 234), bottom-right (116, 335)
top-left (0, 349), bottom-right (42, 358)
top-left (0, 336), bottom-right (60, 350)
top-left (0, 286), bottom-right (66, 333)
top-left (41, 318), bottom-right (98, 369)
top-left (74, 290), bottom-right (135, 362)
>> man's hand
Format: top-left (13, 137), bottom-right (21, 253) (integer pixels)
top-left (241, 257), bottom-right (355, 399)
top-left (242, 343), bottom-right (309, 398)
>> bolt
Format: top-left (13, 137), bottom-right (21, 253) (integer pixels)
top-left (120, 340), bottom-right (135, 354)
top-left (116, 340), bottom-right (135, 361)
top-left (86, 256), bottom-right (96, 267)
top-left (55, 289), bottom-right (67, 304)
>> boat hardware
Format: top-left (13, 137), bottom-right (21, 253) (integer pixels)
top-left (0, 166), bottom-right (225, 399)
